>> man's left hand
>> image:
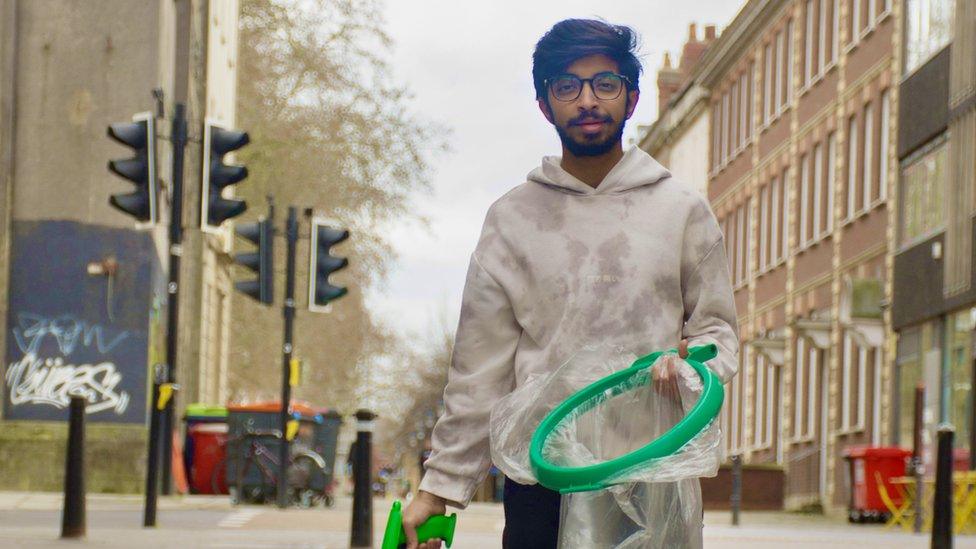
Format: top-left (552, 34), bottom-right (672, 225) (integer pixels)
top-left (651, 339), bottom-right (689, 401)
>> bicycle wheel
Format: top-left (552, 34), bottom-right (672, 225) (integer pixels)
top-left (211, 457), bottom-right (228, 495)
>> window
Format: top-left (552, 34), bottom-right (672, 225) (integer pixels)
top-left (850, 0), bottom-right (862, 43)
top-left (785, 21), bottom-right (794, 103)
top-left (764, 43), bottom-right (774, 123)
top-left (819, 0), bottom-right (828, 70)
top-left (905, 0), bottom-right (954, 74)
top-left (826, 132), bottom-right (837, 233)
top-left (794, 337), bottom-right (807, 438)
top-left (879, 90), bottom-right (890, 201)
top-left (760, 184), bottom-right (769, 269)
top-left (731, 82), bottom-right (739, 152)
top-left (832, 0), bottom-right (841, 62)
top-left (900, 137), bottom-right (948, 246)
top-left (800, 153), bottom-right (810, 245)
top-left (746, 196), bottom-right (754, 278)
top-left (813, 143), bottom-right (824, 238)
top-left (863, 102), bottom-right (874, 209)
top-left (754, 351), bottom-right (767, 448)
top-left (722, 92), bottom-right (730, 164)
top-left (779, 168), bottom-right (790, 260)
top-left (841, 332), bottom-right (874, 432)
top-left (805, 1), bottom-right (815, 85)
top-left (847, 116), bottom-right (859, 219)
top-left (712, 103), bottom-right (720, 171)
top-left (739, 72), bottom-right (749, 149)
top-left (776, 30), bottom-right (784, 109)
top-left (736, 204), bottom-right (745, 284)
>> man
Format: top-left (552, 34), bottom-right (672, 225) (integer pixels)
top-left (403, 18), bottom-right (739, 549)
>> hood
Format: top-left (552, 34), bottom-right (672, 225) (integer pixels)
top-left (526, 147), bottom-right (672, 195)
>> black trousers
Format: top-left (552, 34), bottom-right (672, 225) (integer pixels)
top-left (502, 477), bottom-right (562, 549)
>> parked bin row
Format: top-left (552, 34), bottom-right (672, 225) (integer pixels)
top-left (182, 400), bottom-right (342, 507)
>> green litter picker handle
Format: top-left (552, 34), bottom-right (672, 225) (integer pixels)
top-left (529, 343), bottom-right (724, 494)
top-left (381, 500), bottom-right (457, 549)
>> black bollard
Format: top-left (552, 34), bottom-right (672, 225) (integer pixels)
top-left (931, 424), bottom-right (954, 549)
top-left (731, 454), bottom-right (741, 526)
top-left (61, 396), bottom-right (86, 539)
top-left (350, 409), bottom-right (377, 548)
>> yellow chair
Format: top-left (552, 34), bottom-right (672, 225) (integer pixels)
top-left (876, 470), bottom-right (914, 531)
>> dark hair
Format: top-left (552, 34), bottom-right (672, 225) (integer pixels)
top-left (532, 19), bottom-right (643, 101)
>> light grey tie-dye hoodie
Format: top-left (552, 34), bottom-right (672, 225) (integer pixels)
top-left (418, 146), bottom-right (739, 507)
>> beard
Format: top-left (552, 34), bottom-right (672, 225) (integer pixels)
top-left (555, 112), bottom-right (627, 157)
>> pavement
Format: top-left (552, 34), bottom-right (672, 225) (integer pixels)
top-left (2, 491), bottom-right (976, 548)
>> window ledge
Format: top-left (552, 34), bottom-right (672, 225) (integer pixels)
top-left (788, 436), bottom-right (816, 446)
top-left (836, 425), bottom-right (866, 437)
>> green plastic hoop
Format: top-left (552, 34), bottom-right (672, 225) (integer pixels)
top-left (528, 344), bottom-right (724, 494)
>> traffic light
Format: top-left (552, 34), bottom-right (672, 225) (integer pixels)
top-left (107, 112), bottom-right (156, 224)
top-left (309, 219), bottom-right (349, 312)
top-left (202, 120), bottom-right (249, 229)
top-left (234, 214), bottom-right (274, 304)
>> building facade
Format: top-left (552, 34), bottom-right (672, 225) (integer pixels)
top-left (645, 0), bottom-right (901, 512)
top-left (638, 24), bottom-right (717, 196)
top-left (891, 0), bottom-right (974, 471)
top-left (0, 0), bottom-right (240, 492)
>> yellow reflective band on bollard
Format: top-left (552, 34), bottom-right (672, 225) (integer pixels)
top-left (289, 358), bottom-right (300, 387)
top-left (157, 383), bottom-right (175, 411)
top-left (286, 419), bottom-right (299, 441)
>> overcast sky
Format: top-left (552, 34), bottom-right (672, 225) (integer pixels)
top-left (367, 0), bottom-right (744, 350)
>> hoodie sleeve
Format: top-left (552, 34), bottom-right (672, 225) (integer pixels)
top-left (418, 252), bottom-right (520, 508)
top-left (680, 198), bottom-right (740, 383)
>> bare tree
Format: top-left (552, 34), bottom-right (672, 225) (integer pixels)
top-left (228, 0), bottom-right (448, 412)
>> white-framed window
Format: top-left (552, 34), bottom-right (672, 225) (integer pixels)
top-left (785, 21), bottom-right (795, 103)
top-left (731, 82), bottom-right (739, 152)
top-left (730, 364), bottom-right (740, 452)
top-left (851, 0), bottom-right (862, 44)
top-left (813, 143), bottom-right (823, 238)
top-left (800, 153), bottom-right (810, 245)
top-left (765, 358), bottom-right (776, 449)
top-left (764, 43), bottom-right (773, 123)
top-left (712, 104), bottom-right (720, 171)
top-left (819, 0), bottom-right (828, 72)
top-left (780, 168), bottom-right (790, 259)
top-left (841, 332), bottom-right (870, 432)
top-left (776, 30), bottom-right (786, 108)
top-left (794, 337), bottom-right (807, 439)
top-left (760, 184), bottom-right (769, 269)
top-left (832, 0), bottom-right (841, 62)
top-left (754, 351), bottom-right (767, 449)
top-left (736, 204), bottom-right (745, 284)
top-left (879, 90), bottom-right (890, 202)
top-left (862, 102), bottom-right (874, 211)
top-left (826, 132), bottom-right (837, 233)
top-left (746, 196), bottom-right (754, 278)
top-left (722, 92), bottom-right (730, 164)
top-left (847, 116), bottom-right (859, 219)
top-left (771, 177), bottom-right (782, 264)
top-left (739, 72), bottom-right (748, 149)
top-left (805, 0), bottom-right (815, 85)
top-left (806, 342), bottom-right (819, 438)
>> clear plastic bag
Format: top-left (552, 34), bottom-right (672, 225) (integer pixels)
top-left (489, 344), bottom-right (722, 548)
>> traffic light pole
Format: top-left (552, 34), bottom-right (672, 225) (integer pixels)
top-left (160, 103), bottom-right (187, 495)
top-left (277, 206), bottom-right (298, 509)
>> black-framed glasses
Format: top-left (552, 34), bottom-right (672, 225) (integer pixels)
top-left (545, 72), bottom-right (631, 102)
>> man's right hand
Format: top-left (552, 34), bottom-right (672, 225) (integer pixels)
top-left (402, 490), bottom-right (448, 549)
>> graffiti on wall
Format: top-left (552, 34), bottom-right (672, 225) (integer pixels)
top-left (6, 312), bottom-right (131, 414)
top-left (3, 220), bottom-right (156, 424)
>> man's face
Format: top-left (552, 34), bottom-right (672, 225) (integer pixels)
top-left (539, 54), bottom-right (639, 157)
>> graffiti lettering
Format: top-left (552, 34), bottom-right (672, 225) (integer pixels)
top-left (5, 353), bottom-right (130, 414)
top-left (6, 313), bottom-right (132, 416)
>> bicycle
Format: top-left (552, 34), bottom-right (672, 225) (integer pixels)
top-left (213, 427), bottom-right (328, 507)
